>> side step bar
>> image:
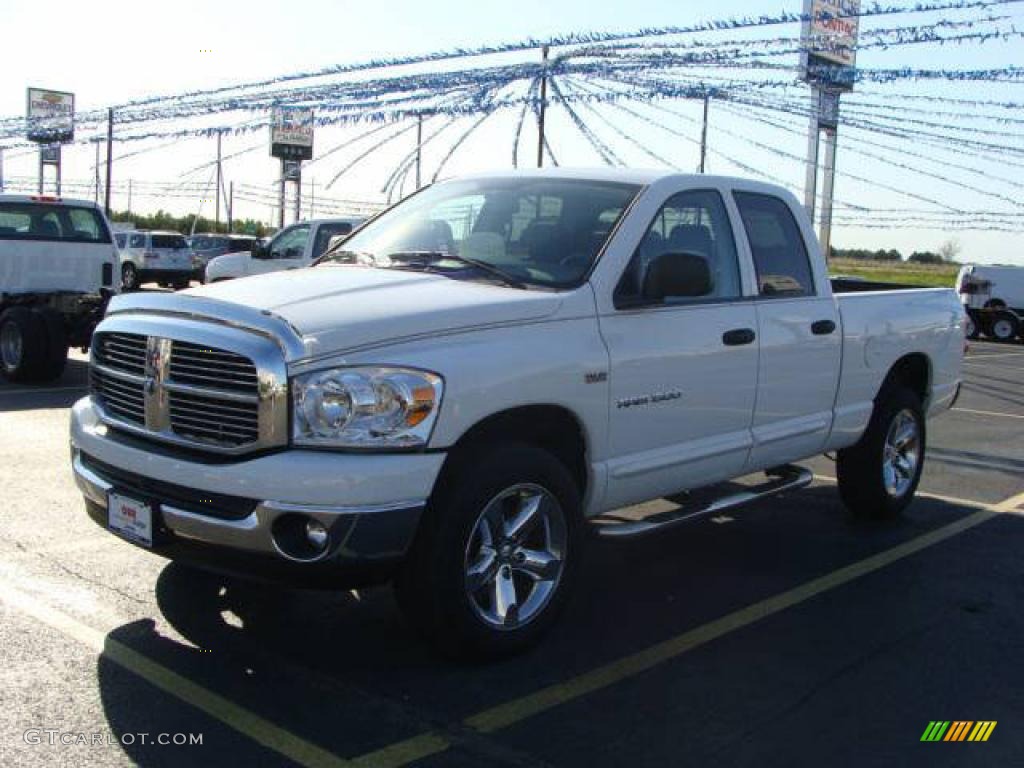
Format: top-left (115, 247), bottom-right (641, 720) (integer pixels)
top-left (591, 464), bottom-right (813, 539)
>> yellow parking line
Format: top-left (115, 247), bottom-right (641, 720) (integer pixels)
top-left (811, 474), bottom-right (998, 511)
top-left (0, 576), bottom-right (370, 767)
top-left (464, 504), bottom-right (1002, 734)
top-left (994, 490), bottom-right (1024, 513)
top-left (952, 407), bottom-right (1024, 421)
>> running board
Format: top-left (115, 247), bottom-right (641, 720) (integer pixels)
top-left (591, 465), bottom-right (813, 539)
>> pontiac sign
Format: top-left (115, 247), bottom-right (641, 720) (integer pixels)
top-left (800, 0), bottom-right (860, 89)
top-left (26, 88), bottom-right (75, 143)
top-left (270, 107), bottom-right (314, 161)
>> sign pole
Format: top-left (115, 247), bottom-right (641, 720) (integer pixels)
top-left (0, 148), bottom-right (4, 193)
top-left (94, 141), bottom-right (100, 203)
top-left (819, 125), bottom-right (837, 260)
top-left (104, 108), bottom-right (113, 216)
top-left (294, 165), bottom-right (302, 223)
top-left (536, 44), bottom-right (549, 168)
top-left (55, 146), bottom-right (61, 196)
top-left (38, 147), bottom-right (44, 194)
top-left (228, 181), bottom-right (234, 232)
top-left (278, 159), bottom-right (286, 229)
top-left (215, 132), bottom-right (222, 231)
top-left (804, 86), bottom-right (820, 220)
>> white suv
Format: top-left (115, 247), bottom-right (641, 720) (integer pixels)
top-left (114, 230), bottom-right (193, 290)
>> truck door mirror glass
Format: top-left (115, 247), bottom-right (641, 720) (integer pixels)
top-left (642, 252), bottom-right (712, 302)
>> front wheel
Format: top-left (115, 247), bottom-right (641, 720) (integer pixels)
top-left (394, 442), bottom-right (582, 659)
top-left (837, 385), bottom-right (925, 519)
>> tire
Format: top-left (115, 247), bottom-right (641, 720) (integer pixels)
top-left (0, 307), bottom-right (48, 383)
top-left (964, 311), bottom-right (979, 341)
top-left (35, 308), bottom-right (68, 382)
top-left (121, 263), bottom-right (139, 291)
top-left (989, 310), bottom-right (1020, 343)
top-left (837, 385), bottom-right (925, 519)
top-left (394, 442), bottom-right (583, 659)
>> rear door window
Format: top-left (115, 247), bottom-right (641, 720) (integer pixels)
top-left (312, 223), bottom-right (353, 258)
top-left (0, 202), bottom-right (111, 243)
top-left (151, 234), bottom-right (188, 250)
top-left (129, 234), bottom-right (145, 249)
top-left (733, 192), bottom-right (815, 297)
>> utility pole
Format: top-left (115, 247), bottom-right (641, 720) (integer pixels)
top-left (104, 108), bottom-right (113, 216)
top-left (294, 169), bottom-right (302, 223)
top-left (415, 114), bottom-right (423, 189)
top-left (699, 92), bottom-right (710, 173)
top-left (127, 179), bottom-right (132, 216)
top-left (536, 44), bottom-right (550, 168)
top-left (0, 148), bottom-right (4, 193)
top-left (228, 181), bottom-right (234, 232)
top-left (215, 132), bottom-right (222, 231)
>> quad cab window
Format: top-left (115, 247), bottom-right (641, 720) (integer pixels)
top-left (0, 202), bottom-right (111, 243)
top-left (733, 192), bottom-right (815, 298)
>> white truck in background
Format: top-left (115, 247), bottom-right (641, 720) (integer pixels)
top-left (71, 170), bottom-right (963, 658)
top-left (204, 217), bottom-right (364, 281)
top-left (956, 263), bottom-right (1024, 342)
top-left (1, 195), bottom-right (118, 382)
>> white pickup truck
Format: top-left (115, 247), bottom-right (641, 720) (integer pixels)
top-left (1, 195), bottom-right (118, 382)
top-left (204, 217), bottom-right (363, 282)
top-left (70, 170), bottom-right (963, 657)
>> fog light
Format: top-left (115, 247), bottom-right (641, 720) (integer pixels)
top-left (305, 519), bottom-right (328, 551)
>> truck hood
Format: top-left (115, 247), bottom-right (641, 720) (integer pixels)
top-left (178, 265), bottom-right (562, 356)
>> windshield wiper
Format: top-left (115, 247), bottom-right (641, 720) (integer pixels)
top-left (313, 249), bottom-right (376, 267)
top-left (385, 251), bottom-right (528, 290)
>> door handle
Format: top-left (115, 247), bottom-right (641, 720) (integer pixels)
top-left (722, 328), bottom-right (756, 346)
top-left (811, 319), bottom-right (837, 335)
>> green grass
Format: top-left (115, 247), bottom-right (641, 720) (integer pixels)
top-left (828, 258), bottom-right (959, 288)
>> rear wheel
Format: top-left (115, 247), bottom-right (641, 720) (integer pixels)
top-left (394, 442), bottom-right (582, 659)
top-left (990, 310), bottom-right (1020, 343)
top-left (964, 311), bottom-right (979, 341)
top-left (121, 263), bottom-right (139, 291)
top-left (0, 307), bottom-right (47, 383)
top-left (837, 385), bottom-right (925, 519)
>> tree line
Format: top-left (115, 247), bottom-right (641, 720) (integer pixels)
top-left (830, 238), bottom-right (961, 265)
top-left (108, 209), bottom-right (272, 238)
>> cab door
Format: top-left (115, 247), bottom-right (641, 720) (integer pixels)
top-left (598, 188), bottom-right (759, 511)
top-left (253, 224), bottom-right (310, 275)
top-left (731, 190), bottom-right (841, 470)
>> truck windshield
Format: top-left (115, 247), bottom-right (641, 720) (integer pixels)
top-left (0, 202), bottom-right (111, 244)
top-left (317, 178), bottom-right (641, 289)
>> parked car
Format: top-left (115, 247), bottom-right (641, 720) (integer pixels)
top-left (71, 170), bottom-right (963, 657)
top-left (204, 218), bottom-right (363, 281)
top-left (0, 194), bottom-right (118, 382)
top-left (188, 234), bottom-right (257, 283)
top-left (115, 230), bottom-right (193, 290)
top-left (956, 263), bottom-right (1024, 342)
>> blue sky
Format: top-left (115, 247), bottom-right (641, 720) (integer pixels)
top-left (1, 0), bottom-right (1022, 264)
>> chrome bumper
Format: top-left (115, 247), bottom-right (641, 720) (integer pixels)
top-left (72, 448), bottom-right (425, 568)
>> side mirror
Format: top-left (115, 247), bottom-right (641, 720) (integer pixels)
top-left (251, 239), bottom-right (269, 259)
top-left (642, 251), bottom-right (712, 302)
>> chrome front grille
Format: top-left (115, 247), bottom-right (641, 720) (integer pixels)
top-left (89, 317), bottom-right (288, 455)
top-left (169, 340), bottom-right (259, 393)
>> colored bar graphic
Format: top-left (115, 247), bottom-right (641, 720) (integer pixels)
top-left (921, 721), bottom-right (996, 742)
top-left (921, 721), bottom-right (950, 741)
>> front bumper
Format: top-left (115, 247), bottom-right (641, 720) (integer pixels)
top-left (71, 397), bottom-right (446, 587)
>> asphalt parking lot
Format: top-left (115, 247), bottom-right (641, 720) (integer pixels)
top-left (0, 339), bottom-right (1022, 767)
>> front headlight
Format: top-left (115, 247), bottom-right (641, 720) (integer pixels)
top-left (292, 366), bottom-right (443, 449)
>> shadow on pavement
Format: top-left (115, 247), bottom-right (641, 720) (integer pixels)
top-left (0, 358), bottom-right (89, 412)
top-left (93, 486), bottom-right (995, 764)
